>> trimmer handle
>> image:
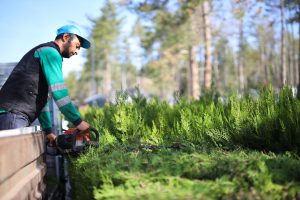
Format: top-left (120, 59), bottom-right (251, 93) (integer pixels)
top-left (72, 127), bottom-right (100, 151)
top-left (88, 127), bottom-right (100, 147)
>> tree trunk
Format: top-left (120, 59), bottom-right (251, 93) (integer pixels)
top-left (238, 18), bottom-right (245, 92)
top-left (280, 0), bottom-right (287, 86)
top-left (199, 46), bottom-right (204, 94)
top-left (91, 38), bottom-right (96, 96)
top-left (202, 1), bottom-right (212, 90)
top-left (188, 46), bottom-right (200, 99)
top-left (287, 5), bottom-right (297, 86)
top-left (298, 0), bottom-right (300, 89)
top-left (104, 54), bottom-right (112, 98)
top-left (214, 51), bottom-right (220, 90)
top-left (121, 65), bottom-right (127, 91)
top-left (259, 35), bottom-right (268, 85)
top-left (159, 67), bottom-right (166, 99)
top-left (263, 44), bottom-right (268, 85)
top-left (291, 22), bottom-right (298, 87)
top-left (295, 5), bottom-right (300, 90)
top-left (187, 3), bottom-right (201, 100)
top-left (175, 60), bottom-right (184, 95)
top-left (287, 33), bottom-right (292, 85)
top-left (223, 49), bottom-right (228, 92)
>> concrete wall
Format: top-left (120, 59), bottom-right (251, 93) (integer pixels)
top-left (0, 127), bottom-right (46, 200)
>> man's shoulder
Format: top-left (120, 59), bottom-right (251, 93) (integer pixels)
top-left (36, 46), bottom-right (59, 54)
top-left (34, 43), bottom-right (61, 59)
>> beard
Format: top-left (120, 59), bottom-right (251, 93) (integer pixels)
top-left (61, 40), bottom-right (72, 58)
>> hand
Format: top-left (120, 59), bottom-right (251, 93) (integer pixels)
top-left (47, 133), bottom-right (57, 145)
top-left (76, 121), bottom-right (90, 133)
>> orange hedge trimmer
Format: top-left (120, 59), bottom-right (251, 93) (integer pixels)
top-left (47, 127), bottom-right (99, 156)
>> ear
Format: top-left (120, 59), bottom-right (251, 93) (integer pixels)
top-left (62, 33), bottom-right (70, 42)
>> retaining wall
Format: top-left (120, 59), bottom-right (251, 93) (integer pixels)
top-left (0, 127), bottom-right (46, 200)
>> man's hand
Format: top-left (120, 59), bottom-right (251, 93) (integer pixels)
top-left (76, 120), bottom-right (90, 133)
top-left (47, 133), bottom-right (57, 143)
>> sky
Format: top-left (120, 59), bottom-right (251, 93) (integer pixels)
top-left (0, 0), bottom-right (105, 76)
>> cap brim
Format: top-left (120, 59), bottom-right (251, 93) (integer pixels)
top-left (77, 35), bottom-right (91, 49)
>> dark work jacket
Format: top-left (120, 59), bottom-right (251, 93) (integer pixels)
top-left (0, 42), bottom-right (62, 123)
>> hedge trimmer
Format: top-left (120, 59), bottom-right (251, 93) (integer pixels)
top-left (46, 127), bottom-right (99, 156)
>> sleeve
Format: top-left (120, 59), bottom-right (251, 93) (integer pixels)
top-left (38, 102), bottom-right (53, 135)
top-left (34, 47), bottom-right (82, 127)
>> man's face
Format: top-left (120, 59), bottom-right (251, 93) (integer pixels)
top-left (61, 34), bottom-right (81, 58)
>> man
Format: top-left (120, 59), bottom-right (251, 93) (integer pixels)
top-left (0, 25), bottom-right (90, 142)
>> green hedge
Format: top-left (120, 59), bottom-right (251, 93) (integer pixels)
top-left (82, 86), bottom-right (300, 153)
top-left (69, 147), bottom-right (300, 199)
top-left (68, 86), bottom-right (300, 199)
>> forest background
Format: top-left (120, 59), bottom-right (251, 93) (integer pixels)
top-left (64, 0), bottom-right (300, 103)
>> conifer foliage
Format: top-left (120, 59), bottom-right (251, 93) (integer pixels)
top-left (68, 86), bottom-right (300, 199)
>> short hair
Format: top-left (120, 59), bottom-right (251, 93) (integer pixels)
top-left (55, 33), bottom-right (82, 44)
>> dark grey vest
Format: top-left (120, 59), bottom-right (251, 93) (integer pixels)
top-left (0, 42), bottom-right (62, 123)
